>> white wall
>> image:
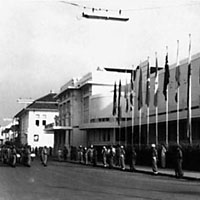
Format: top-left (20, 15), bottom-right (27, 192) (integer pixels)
top-left (28, 110), bottom-right (58, 148)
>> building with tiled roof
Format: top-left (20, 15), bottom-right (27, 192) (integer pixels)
top-left (14, 92), bottom-right (58, 148)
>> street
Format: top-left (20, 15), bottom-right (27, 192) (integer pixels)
top-left (0, 159), bottom-right (200, 200)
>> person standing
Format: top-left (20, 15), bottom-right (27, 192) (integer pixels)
top-left (63, 146), bottom-right (68, 161)
top-left (92, 147), bottom-right (98, 167)
top-left (175, 145), bottom-right (183, 178)
top-left (83, 147), bottom-right (88, 165)
top-left (41, 146), bottom-right (48, 167)
top-left (129, 146), bottom-right (137, 172)
top-left (101, 146), bottom-right (107, 167)
top-left (120, 146), bottom-right (126, 171)
top-left (151, 144), bottom-right (158, 174)
top-left (108, 145), bottom-right (115, 169)
top-left (161, 145), bottom-right (167, 168)
top-left (57, 147), bottom-right (62, 162)
top-left (115, 145), bottom-right (121, 166)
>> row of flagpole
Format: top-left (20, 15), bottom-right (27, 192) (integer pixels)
top-left (112, 34), bottom-right (192, 147)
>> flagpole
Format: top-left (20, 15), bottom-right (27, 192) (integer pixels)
top-left (166, 88), bottom-right (169, 147)
top-left (176, 40), bottom-right (180, 145)
top-left (132, 102), bottom-right (134, 146)
top-left (130, 66), bottom-right (135, 147)
top-left (154, 52), bottom-right (159, 146)
top-left (187, 34), bottom-right (192, 145)
top-left (146, 57), bottom-right (150, 146)
top-left (165, 46), bottom-right (169, 147)
top-left (138, 64), bottom-right (143, 149)
top-left (139, 108), bottom-right (142, 150)
top-left (147, 106), bottom-right (149, 145)
top-left (177, 87), bottom-right (180, 145)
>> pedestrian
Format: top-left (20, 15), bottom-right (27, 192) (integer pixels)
top-left (129, 146), bottom-right (137, 172)
top-left (83, 147), bottom-right (88, 165)
top-left (161, 144), bottom-right (167, 168)
top-left (101, 146), bottom-right (107, 167)
top-left (92, 147), bottom-right (98, 167)
top-left (151, 144), bottom-right (158, 174)
top-left (87, 145), bottom-right (94, 164)
top-left (78, 145), bottom-right (83, 164)
top-left (120, 146), bottom-right (126, 170)
top-left (108, 145), bottom-right (115, 169)
top-left (115, 144), bottom-right (121, 166)
top-left (175, 145), bottom-right (183, 178)
top-left (57, 147), bottom-right (62, 162)
top-left (41, 146), bottom-right (48, 167)
top-left (63, 146), bottom-right (68, 161)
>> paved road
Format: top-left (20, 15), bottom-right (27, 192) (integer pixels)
top-left (0, 159), bottom-right (200, 200)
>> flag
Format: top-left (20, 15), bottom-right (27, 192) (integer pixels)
top-left (117, 80), bottom-right (121, 124)
top-left (145, 58), bottom-right (150, 107)
top-left (124, 79), bottom-right (129, 112)
top-left (130, 69), bottom-right (136, 111)
top-left (138, 66), bottom-right (143, 110)
top-left (163, 49), bottom-right (170, 101)
top-left (175, 40), bottom-right (180, 103)
top-left (112, 82), bottom-right (117, 116)
top-left (187, 34), bottom-right (192, 140)
top-left (154, 53), bottom-right (159, 107)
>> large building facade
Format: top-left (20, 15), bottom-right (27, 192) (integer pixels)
top-left (45, 69), bottom-right (129, 152)
top-left (46, 52), bottom-right (200, 152)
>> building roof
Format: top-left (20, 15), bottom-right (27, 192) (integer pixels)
top-left (15, 92), bottom-right (58, 118)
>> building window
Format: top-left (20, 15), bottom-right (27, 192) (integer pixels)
top-left (35, 120), bottom-right (39, 126)
top-left (42, 120), bottom-right (46, 126)
top-left (34, 134), bottom-right (39, 142)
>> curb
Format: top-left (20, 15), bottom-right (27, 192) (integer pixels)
top-left (52, 158), bottom-right (200, 181)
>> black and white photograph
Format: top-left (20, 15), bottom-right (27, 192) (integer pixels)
top-left (0, 0), bottom-right (200, 199)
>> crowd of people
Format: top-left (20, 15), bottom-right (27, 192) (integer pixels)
top-left (68, 143), bottom-right (184, 178)
top-left (1, 141), bottom-right (184, 178)
top-left (69, 144), bottom-right (137, 171)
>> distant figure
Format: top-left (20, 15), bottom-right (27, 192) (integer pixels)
top-left (120, 146), bottom-right (126, 170)
top-left (175, 145), bottom-right (183, 178)
top-left (92, 147), bottom-right (98, 167)
top-left (83, 147), bottom-right (88, 165)
top-left (41, 146), bottom-right (48, 167)
top-left (129, 146), bottom-right (137, 172)
top-left (108, 145), bottom-right (115, 169)
top-left (78, 145), bottom-right (83, 164)
top-left (161, 145), bottom-right (167, 168)
top-left (63, 146), bottom-right (68, 161)
top-left (57, 147), bottom-right (62, 162)
top-left (151, 144), bottom-right (158, 174)
top-left (101, 146), bottom-right (107, 167)
top-left (115, 145), bottom-right (121, 166)
top-left (87, 145), bottom-right (94, 164)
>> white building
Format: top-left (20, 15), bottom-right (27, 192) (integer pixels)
top-left (14, 92), bottom-right (58, 148)
top-left (44, 68), bottom-right (130, 152)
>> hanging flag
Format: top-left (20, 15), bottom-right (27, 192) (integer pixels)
top-left (163, 48), bottom-right (170, 101)
top-left (175, 40), bottom-right (180, 103)
top-left (138, 66), bottom-right (143, 110)
top-left (117, 80), bottom-right (122, 125)
top-left (112, 82), bottom-right (117, 116)
top-left (187, 34), bottom-right (192, 141)
top-left (130, 69), bottom-right (136, 111)
top-left (154, 53), bottom-right (159, 107)
top-left (124, 79), bottom-right (129, 112)
top-left (145, 58), bottom-right (150, 107)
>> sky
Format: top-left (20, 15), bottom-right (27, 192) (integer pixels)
top-left (0, 0), bottom-right (200, 126)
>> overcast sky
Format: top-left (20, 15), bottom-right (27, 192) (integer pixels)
top-left (0, 0), bottom-right (200, 126)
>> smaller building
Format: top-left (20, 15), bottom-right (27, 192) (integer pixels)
top-left (14, 92), bottom-right (58, 148)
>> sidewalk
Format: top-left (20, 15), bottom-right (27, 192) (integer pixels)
top-left (59, 158), bottom-right (200, 181)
